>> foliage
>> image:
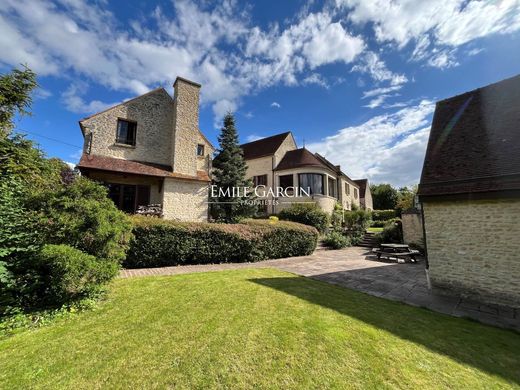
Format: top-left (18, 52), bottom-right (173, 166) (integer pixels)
top-left (343, 209), bottom-right (372, 233)
top-left (370, 183), bottom-right (398, 210)
top-left (331, 202), bottom-right (344, 231)
top-left (376, 219), bottom-right (403, 245)
top-left (0, 65), bottom-right (37, 136)
top-left (211, 113), bottom-right (256, 222)
top-left (278, 203), bottom-right (330, 233)
top-left (371, 209), bottom-right (397, 221)
top-left (28, 177), bottom-right (133, 262)
top-left (396, 185), bottom-right (418, 214)
top-left (322, 231), bottom-right (351, 249)
top-left (0, 298), bottom-right (97, 338)
top-left (17, 244), bottom-right (119, 306)
top-left (125, 216), bottom-right (318, 268)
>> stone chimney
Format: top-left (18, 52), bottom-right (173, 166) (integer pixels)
top-left (172, 77), bottom-right (201, 175)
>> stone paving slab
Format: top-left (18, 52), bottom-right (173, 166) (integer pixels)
top-left (120, 247), bottom-right (520, 331)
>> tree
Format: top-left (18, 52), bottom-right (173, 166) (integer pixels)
top-left (370, 183), bottom-right (398, 210)
top-left (0, 65), bottom-right (37, 136)
top-left (396, 185), bottom-right (418, 214)
top-left (211, 113), bottom-right (256, 223)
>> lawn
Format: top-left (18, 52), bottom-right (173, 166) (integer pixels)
top-left (1, 269), bottom-right (519, 389)
top-left (367, 227), bottom-right (384, 233)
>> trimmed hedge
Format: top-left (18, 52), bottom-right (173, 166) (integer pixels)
top-left (372, 209), bottom-right (397, 221)
top-left (278, 203), bottom-right (329, 233)
top-left (124, 216), bottom-right (318, 268)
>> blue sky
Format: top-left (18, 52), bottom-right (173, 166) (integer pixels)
top-left (1, 0), bottom-right (520, 186)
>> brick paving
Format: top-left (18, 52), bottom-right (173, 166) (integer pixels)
top-left (120, 247), bottom-right (520, 331)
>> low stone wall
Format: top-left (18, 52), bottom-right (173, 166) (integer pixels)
top-left (423, 198), bottom-right (520, 307)
top-left (402, 209), bottom-right (423, 244)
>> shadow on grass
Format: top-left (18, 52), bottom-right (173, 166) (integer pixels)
top-left (249, 275), bottom-right (520, 385)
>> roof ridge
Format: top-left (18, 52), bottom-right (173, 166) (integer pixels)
top-left (239, 131), bottom-right (291, 147)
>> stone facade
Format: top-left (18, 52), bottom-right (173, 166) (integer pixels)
top-left (78, 77), bottom-right (213, 222)
top-left (81, 89), bottom-right (174, 166)
top-left (172, 78), bottom-right (202, 176)
top-left (423, 198), bottom-right (520, 307)
top-left (162, 179), bottom-right (208, 222)
top-left (402, 209), bottom-right (423, 244)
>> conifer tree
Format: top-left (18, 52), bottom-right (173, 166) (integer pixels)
top-left (211, 113), bottom-right (256, 222)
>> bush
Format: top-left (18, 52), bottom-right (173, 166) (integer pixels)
top-left (344, 209), bottom-right (372, 233)
top-left (278, 203), bottom-right (330, 233)
top-left (322, 231), bottom-right (351, 249)
top-left (29, 177), bottom-right (133, 262)
top-left (17, 244), bottom-right (119, 306)
top-left (331, 202), bottom-right (344, 231)
top-left (125, 216), bottom-right (318, 268)
top-left (372, 209), bottom-right (397, 221)
top-left (370, 217), bottom-right (400, 228)
top-left (376, 219), bottom-right (403, 245)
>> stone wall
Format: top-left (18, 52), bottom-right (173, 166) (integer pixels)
top-left (172, 78), bottom-right (201, 176)
top-left (423, 198), bottom-right (520, 307)
top-left (402, 209), bottom-right (423, 244)
top-left (338, 177), bottom-right (360, 210)
top-left (81, 89), bottom-right (174, 166)
top-left (162, 178), bottom-right (208, 222)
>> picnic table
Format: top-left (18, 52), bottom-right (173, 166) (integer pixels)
top-left (373, 243), bottom-right (420, 263)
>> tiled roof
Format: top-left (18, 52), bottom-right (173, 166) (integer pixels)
top-left (77, 154), bottom-right (210, 182)
top-left (418, 74), bottom-right (520, 198)
top-left (240, 132), bottom-right (292, 160)
top-left (274, 148), bottom-right (330, 171)
top-left (354, 179), bottom-right (368, 196)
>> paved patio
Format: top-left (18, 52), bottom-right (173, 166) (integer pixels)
top-left (121, 247), bottom-right (520, 331)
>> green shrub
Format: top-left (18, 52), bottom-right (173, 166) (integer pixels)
top-left (344, 209), bottom-right (372, 233)
top-left (370, 217), bottom-right (400, 228)
top-left (372, 209), bottom-right (397, 221)
top-left (376, 219), bottom-right (403, 245)
top-left (125, 216), bottom-right (318, 268)
top-left (322, 231), bottom-right (351, 249)
top-left (17, 244), bottom-right (119, 306)
top-left (278, 203), bottom-right (330, 233)
top-left (331, 202), bottom-right (344, 231)
top-left (29, 177), bottom-right (133, 262)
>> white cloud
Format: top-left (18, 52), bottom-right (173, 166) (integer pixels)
top-left (271, 102), bottom-right (281, 108)
top-left (362, 85), bottom-right (402, 99)
top-left (302, 73), bottom-right (330, 88)
top-left (61, 83), bottom-right (118, 114)
top-left (306, 100), bottom-right (435, 186)
top-left (337, 0), bottom-right (520, 68)
top-left (245, 134), bottom-right (263, 142)
top-left (33, 87), bottom-right (53, 100)
top-left (352, 52), bottom-right (407, 85)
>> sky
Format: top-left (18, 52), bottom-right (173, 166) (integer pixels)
top-left (1, 0), bottom-right (520, 187)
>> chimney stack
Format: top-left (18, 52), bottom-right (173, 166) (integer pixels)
top-left (172, 77), bottom-right (201, 175)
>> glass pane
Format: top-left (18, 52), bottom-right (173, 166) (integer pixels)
top-left (117, 121), bottom-right (128, 143)
top-left (121, 185), bottom-right (136, 213)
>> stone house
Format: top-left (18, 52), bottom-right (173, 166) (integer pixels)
top-left (418, 74), bottom-right (520, 308)
top-left (240, 132), bottom-right (371, 214)
top-left (353, 179), bottom-right (373, 211)
top-left (77, 77), bottom-right (214, 222)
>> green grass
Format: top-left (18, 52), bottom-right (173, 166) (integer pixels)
top-left (367, 227), bottom-right (384, 233)
top-left (1, 269), bottom-right (519, 389)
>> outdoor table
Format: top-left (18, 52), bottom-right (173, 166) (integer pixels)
top-left (374, 243), bottom-right (419, 262)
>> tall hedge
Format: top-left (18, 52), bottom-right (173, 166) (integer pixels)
top-left (125, 217), bottom-right (318, 268)
top-left (278, 203), bottom-right (329, 233)
top-left (371, 209), bottom-right (397, 221)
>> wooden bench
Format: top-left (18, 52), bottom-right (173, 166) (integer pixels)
top-left (372, 248), bottom-right (420, 262)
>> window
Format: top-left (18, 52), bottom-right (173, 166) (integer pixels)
top-left (345, 182), bottom-right (350, 195)
top-left (107, 183), bottom-right (150, 213)
top-left (328, 177), bottom-right (337, 198)
top-left (197, 144), bottom-right (205, 156)
top-left (116, 119), bottom-right (137, 146)
top-left (298, 173), bottom-right (324, 195)
top-left (253, 174), bottom-right (268, 186)
top-left (279, 174), bottom-right (293, 190)
top-left (354, 187), bottom-right (358, 199)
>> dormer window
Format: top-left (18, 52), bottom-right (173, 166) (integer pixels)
top-left (197, 144), bottom-right (205, 156)
top-left (116, 119), bottom-right (137, 146)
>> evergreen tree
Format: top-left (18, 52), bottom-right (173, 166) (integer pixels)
top-left (0, 65), bottom-right (37, 136)
top-left (211, 113), bottom-right (256, 222)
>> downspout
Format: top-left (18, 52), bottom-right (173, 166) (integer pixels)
top-left (419, 201), bottom-right (431, 289)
